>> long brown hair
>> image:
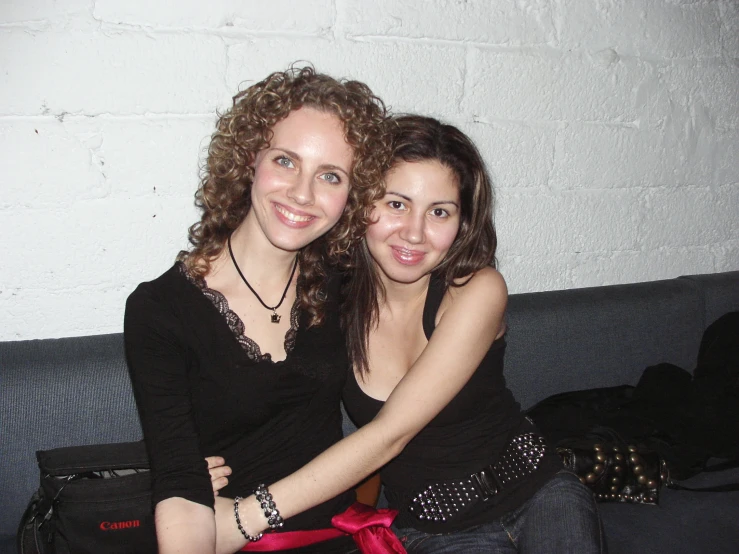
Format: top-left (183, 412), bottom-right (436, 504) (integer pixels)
top-left (343, 115), bottom-right (498, 374)
top-left (178, 66), bottom-right (390, 326)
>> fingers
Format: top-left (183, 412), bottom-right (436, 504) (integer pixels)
top-left (205, 456), bottom-right (225, 469)
top-left (204, 456), bottom-right (232, 496)
top-left (211, 475), bottom-right (229, 496)
top-left (209, 465), bottom-right (232, 480)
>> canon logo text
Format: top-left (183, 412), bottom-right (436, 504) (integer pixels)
top-left (99, 520), bottom-right (141, 531)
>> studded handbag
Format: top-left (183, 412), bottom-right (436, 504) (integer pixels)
top-left (554, 432), bottom-right (665, 504)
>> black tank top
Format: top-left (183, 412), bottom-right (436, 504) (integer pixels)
top-left (342, 276), bottom-right (561, 532)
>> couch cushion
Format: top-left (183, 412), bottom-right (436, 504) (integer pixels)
top-left (505, 278), bottom-right (704, 410)
top-left (600, 463), bottom-right (739, 554)
top-left (681, 270), bottom-right (739, 329)
top-left (0, 536), bottom-right (13, 554)
top-left (0, 333), bottom-right (142, 540)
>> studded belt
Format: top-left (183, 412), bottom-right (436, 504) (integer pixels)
top-left (408, 432), bottom-right (547, 523)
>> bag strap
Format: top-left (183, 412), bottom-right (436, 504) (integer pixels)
top-left (16, 490), bottom-right (47, 554)
top-left (700, 459), bottom-right (739, 473)
top-left (666, 481), bottom-right (739, 492)
top-left (665, 459), bottom-right (739, 492)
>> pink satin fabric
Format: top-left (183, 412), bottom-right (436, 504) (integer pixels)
top-left (240, 502), bottom-right (406, 553)
top-left (240, 527), bottom-right (344, 551)
top-left (332, 502), bottom-right (407, 553)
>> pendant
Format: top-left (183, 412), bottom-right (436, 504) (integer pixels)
top-left (271, 311), bottom-right (281, 324)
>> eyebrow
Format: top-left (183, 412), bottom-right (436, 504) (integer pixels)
top-left (273, 147), bottom-right (350, 176)
top-left (385, 191), bottom-right (459, 208)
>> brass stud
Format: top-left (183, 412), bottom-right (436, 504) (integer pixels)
top-left (647, 480), bottom-right (657, 488)
top-left (633, 465), bottom-right (644, 475)
top-left (593, 464), bottom-right (604, 474)
top-left (585, 473), bottom-right (598, 483)
top-left (637, 475), bottom-right (647, 485)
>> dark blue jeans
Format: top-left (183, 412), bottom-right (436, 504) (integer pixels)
top-left (396, 470), bottom-right (606, 553)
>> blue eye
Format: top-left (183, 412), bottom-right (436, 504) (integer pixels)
top-left (322, 172), bottom-right (341, 185)
top-left (275, 156), bottom-right (294, 168)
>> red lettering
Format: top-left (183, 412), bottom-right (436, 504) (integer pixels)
top-left (99, 520), bottom-right (141, 531)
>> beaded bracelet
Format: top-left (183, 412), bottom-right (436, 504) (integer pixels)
top-left (255, 483), bottom-right (284, 530)
top-left (233, 496), bottom-right (263, 543)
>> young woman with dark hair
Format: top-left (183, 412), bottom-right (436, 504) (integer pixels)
top-left (341, 115), bottom-right (605, 552)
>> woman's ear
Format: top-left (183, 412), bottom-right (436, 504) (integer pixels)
top-left (247, 151), bottom-right (257, 169)
top-left (368, 204), bottom-right (380, 225)
top-left (244, 152), bottom-right (258, 178)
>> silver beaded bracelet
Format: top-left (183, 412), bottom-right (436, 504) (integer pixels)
top-left (255, 483), bottom-right (284, 530)
top-left (233, 496), bottom-right (263, 543)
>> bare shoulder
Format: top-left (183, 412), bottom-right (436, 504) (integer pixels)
top-left (438, 268), bottom-right (508, 327)
top-left (449, 267), bottom-right (508, 305)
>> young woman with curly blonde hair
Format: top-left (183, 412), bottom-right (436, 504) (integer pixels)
top-left (125, 66), bottom-right (396, 554)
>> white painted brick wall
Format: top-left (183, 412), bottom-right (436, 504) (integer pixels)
top-left (1, 0), bottom-right (737, 340)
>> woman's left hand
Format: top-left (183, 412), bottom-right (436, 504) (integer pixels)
top-left (205, 456), bottom-right (231, 496)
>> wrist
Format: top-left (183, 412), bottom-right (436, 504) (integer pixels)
top-left (243, 495), bottom-right (270, 534)
top-left (233, 496), bottom-right (265, 542)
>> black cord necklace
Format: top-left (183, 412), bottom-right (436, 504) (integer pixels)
top-left (227, 235), bottom-right (298, 324)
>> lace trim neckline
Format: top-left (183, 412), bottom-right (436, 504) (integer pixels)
top-left (177, 262), bottom-right (299, 363)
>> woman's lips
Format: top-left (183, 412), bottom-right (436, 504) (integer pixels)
top-left (273, 203), bottom-right (315, 228)
top-left (391, 246), bottom-right (426, 265)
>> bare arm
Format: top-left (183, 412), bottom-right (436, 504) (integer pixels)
top-left (222, 269), bottom-right (507, 543)
top-left (155, 498), bottom-right (216, 553)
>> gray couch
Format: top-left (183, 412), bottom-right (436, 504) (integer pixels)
top-left (2, 271), bottom-right (738, 554)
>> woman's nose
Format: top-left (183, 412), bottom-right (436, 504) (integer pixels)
top-left (399, 214), bottom-right (425, 244)
top-left (286, 173), bottom-right (315, 206)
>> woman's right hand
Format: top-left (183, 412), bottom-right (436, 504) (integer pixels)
top-left (205, 456), bottom-right (231, 496)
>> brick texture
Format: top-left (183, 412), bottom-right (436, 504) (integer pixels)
top-left (1, 0), bottom-right (737, 339)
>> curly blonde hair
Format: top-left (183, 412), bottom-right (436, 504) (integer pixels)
top-left (178, 66), bottom-right (390, 326)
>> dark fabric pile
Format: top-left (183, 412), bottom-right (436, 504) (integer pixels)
top-left (527, 312), bottom-right (739, 480)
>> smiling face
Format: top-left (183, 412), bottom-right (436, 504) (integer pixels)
top-left (366, 160), bottom-right (461, 286)
top-left (244, 106), bottom-right (354, 253)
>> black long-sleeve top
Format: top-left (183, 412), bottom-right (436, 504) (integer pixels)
top-left (124, 263), bottom-right (354, 531)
